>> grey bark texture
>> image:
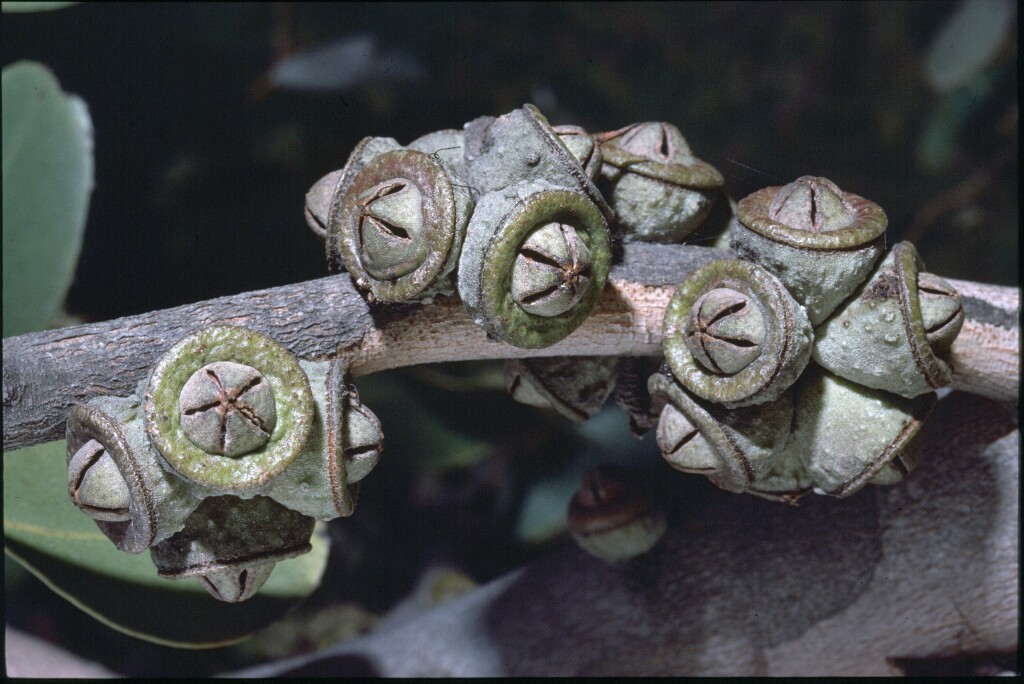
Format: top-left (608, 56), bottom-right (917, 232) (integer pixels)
top-left (2, 244), bottom-right (1017, 451)
top-left (4, 244), bottom-right (729, 450)
top-left (231, 392), bottom-right (1018, 677)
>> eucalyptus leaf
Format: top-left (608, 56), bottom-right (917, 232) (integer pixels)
top-left (5, 539), bottom-right (328, 649)
top-left (3, 61), bottom-right (93, 337)
top-left (389, 408), bottom-right (491, 470)
top-left (923, 0), bottom-right (1015, 93)
top-left (4, 440), bottom-right (330, 647)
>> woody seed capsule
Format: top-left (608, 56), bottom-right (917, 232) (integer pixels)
top-left (67, 439), bottom-right (132, 522)
top-left (598, 121), bottom-right (724, 242)
top-left (567, 467), bottom-right (667, 565)
top-left (511, 222), bottom-right (593, 317)
top-left (813, 242), bottom-right (962, 397)
top-left (917, 272), bottom-right (965, 352)
top-left (684, 288), bottom-right (765, 375)
top-left (179, 361), bottom-right (277, 458)
top-left (733, 176), bottom-right (887, 325)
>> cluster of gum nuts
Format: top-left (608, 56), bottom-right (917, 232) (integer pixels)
top-left (66, 326), bottom-right (383, 601)
top-left (65, 106), bottom-right (967, 589)
top-left (304, 106), bottom-right (964, 567)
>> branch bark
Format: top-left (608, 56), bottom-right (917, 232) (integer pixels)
top-left (3, 244), bottom-right (1018, 451)
top-left (232, 392), bottom-right (1019, 677)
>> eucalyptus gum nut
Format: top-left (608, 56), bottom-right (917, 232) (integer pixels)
top-left (685, 288), bottom-right (765, 374)
top-left (457, 180), bottom-right (611, 349)
top-left (328, 149), bottom-right (472, 303)
top-left (178, 361), bottom-right (278, 458)
top-left (304, 169), bottom-right (343, 239)
top-left (198, 564), bottom-right (276, 604)
top-left (732, 177), bottom-right (887, 325)
top-left (867, 430), bottom-right (924, 486)
top-left (597, 122), bottom-right (724, 243)
top-left (68, 440), bottom-right (132, 522)
top-left (597, 122), bottom-right (725, 189)
top-left (648, 370), bottom-right (793, 492)
top-left (339, 395), bottom-right (384, 486)
top-left (504, 356), bottom-right (618, 423)
top-left (917, 272), bottom-right (965, 353)
top-left (663, 259), bottom-right (813, 408)
top-left (316, 136), bottom-right (402, 255)
top-left (144, 326), bottom-right (315, 492)
top-left (149, 495), bottom-right (315, 603)
top-left (66, 398), bottom-right (203, 554)
top-left (463, 104), bottom-right (612, 221)
top-left (261, 360), bottom-right (383, 520)
top-left (406, 128), bottom-right (467, 178)
top-left (745, 447), bottom-right (814, 505)
top-left (813, 242), bottom-right (959, 398)
top-left (303, 135), bottom-right (399, 241)
top-left (552, 125), bottom-right (603, 182)
top-left (655, 402), bottom-right (720, 476)
top-left (567, 467), bottom-right (667, 565)
top-left (792, 367), bottom-right (936, 498)
top-left (510, 221), bottom-right (593, 317)
top-left (604, 170), bottom-right (720, 242)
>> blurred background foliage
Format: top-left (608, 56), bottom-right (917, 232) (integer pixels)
top-left (3, 1), bottom-right (1017, 676)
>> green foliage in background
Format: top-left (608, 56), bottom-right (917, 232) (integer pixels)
top-left (2, 57), bottom-right (329, 647)
top-left (2, 61), bottom-right (92, 337)
top-left (4, 441), bottom-right (330, 647)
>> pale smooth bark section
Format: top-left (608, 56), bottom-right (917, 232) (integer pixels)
top-left (231, 393), bottom-right (1018, 677)
top-left (945, 277), bottom-right (1019, 402)
top-left (5, 626), bottom-right (120, 678)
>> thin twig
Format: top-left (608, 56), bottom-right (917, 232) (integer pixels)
top-left (2, 244), bottom-right (1018, 452)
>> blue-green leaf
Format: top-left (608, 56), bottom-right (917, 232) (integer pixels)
top-left (4, 441), bottom-right (330, 647)
top-left (2, 61), bottom-right (93, 337)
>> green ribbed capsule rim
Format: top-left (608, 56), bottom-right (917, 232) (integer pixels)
top-left (324, 136), bottom-right (402, 271)
top-left (647, 371), bottom-right (755, 489)
top-left (477, 189), bottom-right (611, 349)
top-left (66, 402), bottom-right (157, 553)
top-left (598, 123), bottom-right (724, 190)
top-left (329, 149), bottom-right (469, 302)
top-left (736, 184), bottom-right (887, 251)
top-left (144, 326), bottom-right (314, 492)
top-left (891, 241), bottom-right (953, 390)
top-left (663, 259), bottom-right (812, 407)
